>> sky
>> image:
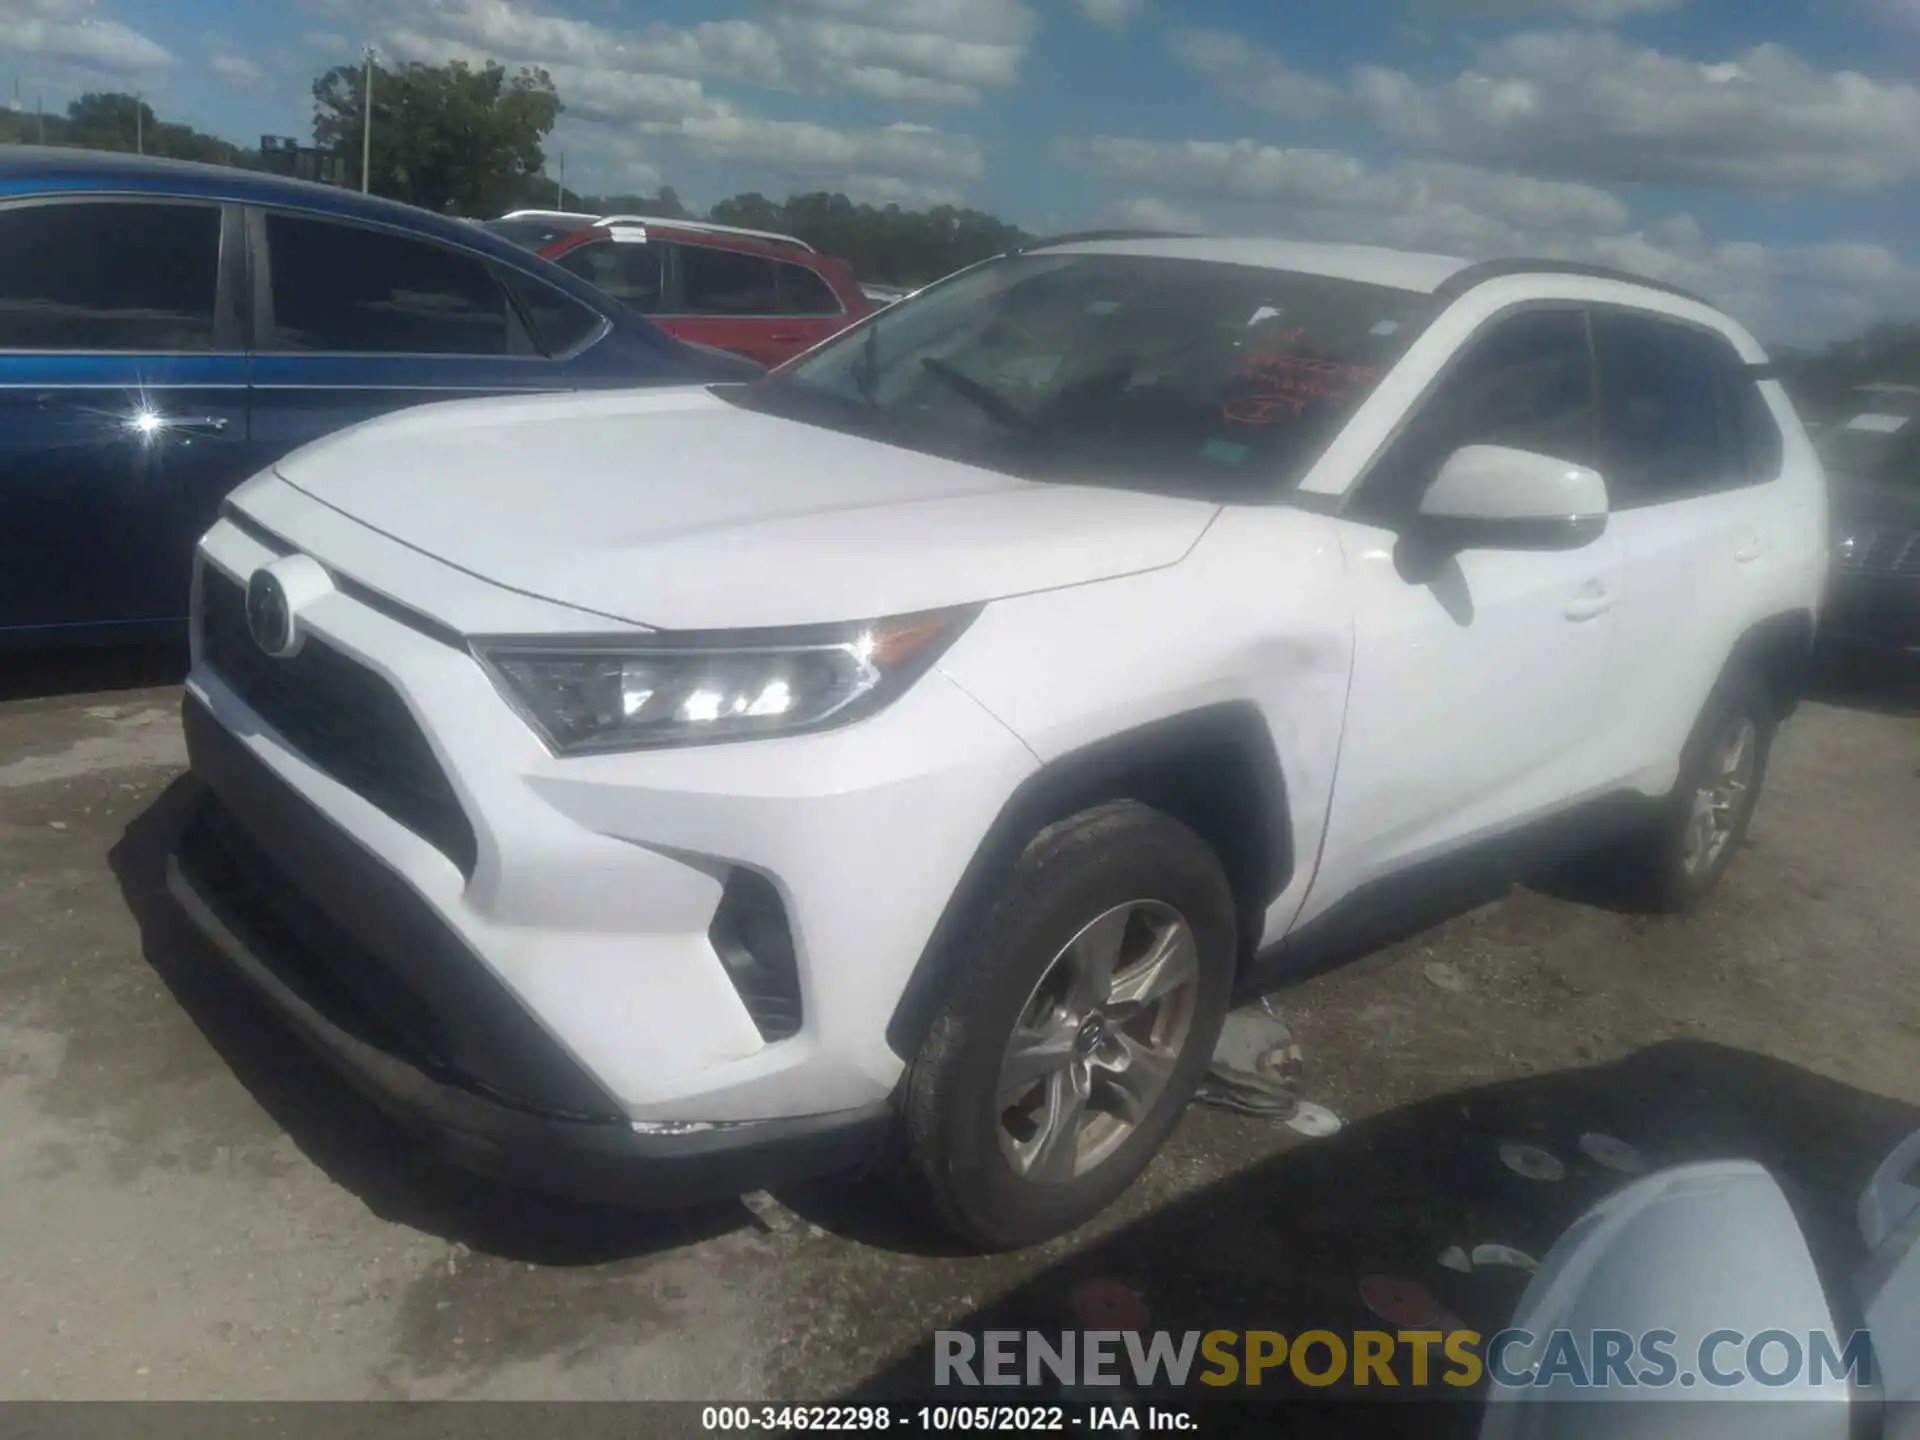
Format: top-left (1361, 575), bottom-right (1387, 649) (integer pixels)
top-left (5, 0), bottom-right (1920, 343)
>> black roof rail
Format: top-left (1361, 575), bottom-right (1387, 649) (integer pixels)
top-left (1434, 258), bottom-right (1712, 309)
top-left (1015, 228), bottom-right (1203, 252)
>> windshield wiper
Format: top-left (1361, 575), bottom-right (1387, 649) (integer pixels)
top-left (919, 357), bottom-right (1048, 439)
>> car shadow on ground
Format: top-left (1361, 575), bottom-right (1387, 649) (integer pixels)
top-left (0, 642), bottom-right (188, 704)
top-left (106, 776), bottom-right (754, 1266)
top-left (836, 1040), bottom-right (1917, 1435)
top-left (1809, 649), bottom-right (1920, 718)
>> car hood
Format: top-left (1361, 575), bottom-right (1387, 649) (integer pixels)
top-left (270, 386), bottom-right (1220, 631)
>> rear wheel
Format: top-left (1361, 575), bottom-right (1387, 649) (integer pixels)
top-left (1618, 677), bottom-right (1775, 912)
top-left (903, 802), bottom-right (1235, 1251)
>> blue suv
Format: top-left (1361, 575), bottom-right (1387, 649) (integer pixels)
top-left (0, 147), bottom-right (754, 649)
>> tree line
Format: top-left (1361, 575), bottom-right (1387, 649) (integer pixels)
top-left (4, 63), bottom-right (1912, 377)
top-left (1, 63), bottom-right (1031, 289)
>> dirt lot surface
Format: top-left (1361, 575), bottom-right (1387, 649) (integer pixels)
top-left (1, 647), bottom-right (1916, 1408)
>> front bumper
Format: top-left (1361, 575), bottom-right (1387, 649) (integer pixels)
top-left (181, 504), bottom-right (1036, 1135)
top-left (167, 705), bottom-right (892, 1205)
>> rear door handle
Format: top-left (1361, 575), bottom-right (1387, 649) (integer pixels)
top-left (1735, 537), bottom-right (1769, 563)
top-left (1564, 584), bottom-right (1616, 622)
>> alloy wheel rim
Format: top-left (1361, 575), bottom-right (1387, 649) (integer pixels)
top-left (994, 899), bottom-right (1201, 1184)
top-left (1682, 716), bottom-right (1757, 877)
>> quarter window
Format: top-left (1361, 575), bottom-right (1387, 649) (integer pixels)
top-left (1592, 310), bottom-right (1746, 505)
top-left (1354, 307), bottom-right (1596, 524)
top-left (0, 200), bottom-right (221, 352)
top-left (679, 245), bottom-right (780, 315)
top-left (500, 269), bottom-right (605, 356)
top-left (264, 213), bottom-right (513, 355)
top-left (778, 261), bottom-right (842, 317)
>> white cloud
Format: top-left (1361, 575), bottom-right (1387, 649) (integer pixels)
top-left (1355, 30), bottom-right (1920, 192)
top-left (1058, 135), bottom-right (1630, 244)
top-left (1057, 130), bottom-right (1920, 342)
top-left (1105, 195), bottom-right (1201, 230)
top-left (331, 0), bottom-right (1000, 201)
top-left (301, 29), bottom-right (350, 52)
top-left (0, 0), bottom-right (174, 75)
top-left (1410, 0), bottom-right (1685, 18)
top-left (646, 110), bottom-right (983, 186)
top-left (765, 0), bottom-right (1038, 103)
top-left (1075, 0), bottom-right (1146, 32)
top-left (1165, 28), bottom-right (1344, 122)
top-left (208, 50), bottom-right (270, 90)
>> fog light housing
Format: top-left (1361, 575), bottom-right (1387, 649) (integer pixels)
top-left (708, 869), bottom-right (802, 1042)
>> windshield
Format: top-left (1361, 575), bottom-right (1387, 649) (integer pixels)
top-left (485, 216), bottom-right (594, 251)
top-left (736, 251), bottom-right (1436, 500)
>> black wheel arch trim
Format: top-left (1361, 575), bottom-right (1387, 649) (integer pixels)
top-left (1723, 607), bottom-right (1817, 721)
top-left (884, 701), bottom-right (1292, 1061)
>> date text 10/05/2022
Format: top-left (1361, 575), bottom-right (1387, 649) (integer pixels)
top-left (699, 1407), bottom-right (1197, 1431)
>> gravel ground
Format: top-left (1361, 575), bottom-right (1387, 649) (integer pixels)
top-left (0, 647), bottom-right (1915, 1406)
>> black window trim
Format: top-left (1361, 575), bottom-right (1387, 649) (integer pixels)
top-left (1338, 297), bottom-right (1600, 524)
top-left (491, 263), bottom-right (612, 362)
top-left (0, 191), bottom-right (244, 357)
top-left (245, 203), bottom-right (544, 361)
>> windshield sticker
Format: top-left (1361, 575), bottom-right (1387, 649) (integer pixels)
top-left (1371, 319), bottom-right (1402, 336)
top-left (1247, 305), bottom-right (1285, 326)
top-left (1085, 299), bottom-right (1122, 316)
top-left (1844, 413), bottom-right (1909, 433)
top-left (1200, 438), bottom-right (1252, 464)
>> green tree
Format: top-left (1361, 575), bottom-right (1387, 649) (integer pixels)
top-left (708, 190), bottom-right (1032, 286)
top-left (311, 57), bottom-right (561, 215)
top-left (0, 91), bottom-right (253, 166)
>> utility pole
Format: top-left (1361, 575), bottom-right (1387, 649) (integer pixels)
top-left (36, 93), bottom-right (44, 145)
top-left (556, 151), bottom-right (565, 208)
top-left (135, 93), bottom-right (143, 155)
top-left (360, 46), bottom-right (375, 194)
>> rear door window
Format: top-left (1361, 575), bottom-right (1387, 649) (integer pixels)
top-left (555, 237), bottom-right (664, 313)
top-left (680, 245), bottom-right (780, 315)
top-left (1592, 310), bottom-right (1744, 505)
top-left (0, 200), bottom-right (222, 352)
top-left (263, 213), bottom-right (515, 355)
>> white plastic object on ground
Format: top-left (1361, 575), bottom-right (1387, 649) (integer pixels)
top-left (1286, 1101), bottom-right (1342, 1138)
top-left (1579, 1131), bottom-right (1649, 1175)
top-left (1499, 1142), bottom-right (1566, 1182)
top-left (1470, 1243), bottom-right (1539, 1273)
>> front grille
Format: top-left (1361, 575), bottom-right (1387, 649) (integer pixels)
top-left (1836, 525), bottom-right (1920, 577)
top-left (199, 564), bottom-right (480, 875)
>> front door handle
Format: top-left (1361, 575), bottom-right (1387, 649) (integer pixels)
top-left (1564, 584), bottom-right (1616, 621)
top-left (1735, 537), bottom-right (1769, 563)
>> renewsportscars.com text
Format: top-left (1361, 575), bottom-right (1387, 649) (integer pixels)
top-left (934, 1327), bottom-right (1874, 1393)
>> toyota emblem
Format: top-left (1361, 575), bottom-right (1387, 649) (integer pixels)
top-left (245, 569), bottom-right (298, 657)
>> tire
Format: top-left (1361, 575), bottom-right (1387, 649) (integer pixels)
top-left (902, 801), bottom-right (1236, 1252)
top-left (1617, 675), bottom-right (1776, 913)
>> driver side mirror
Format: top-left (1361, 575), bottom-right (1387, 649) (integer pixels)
top-left (1415, 444), bottom-right (1610, 553)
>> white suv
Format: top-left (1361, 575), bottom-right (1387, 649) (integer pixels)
top-left (169, 236), bottom-right (1826, 1250)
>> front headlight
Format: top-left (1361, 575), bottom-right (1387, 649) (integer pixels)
top-left (474, 607), bottom-right (979, 755)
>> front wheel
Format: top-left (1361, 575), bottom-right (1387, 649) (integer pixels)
top-left (902, 802), bottom-right (1236, 1252)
